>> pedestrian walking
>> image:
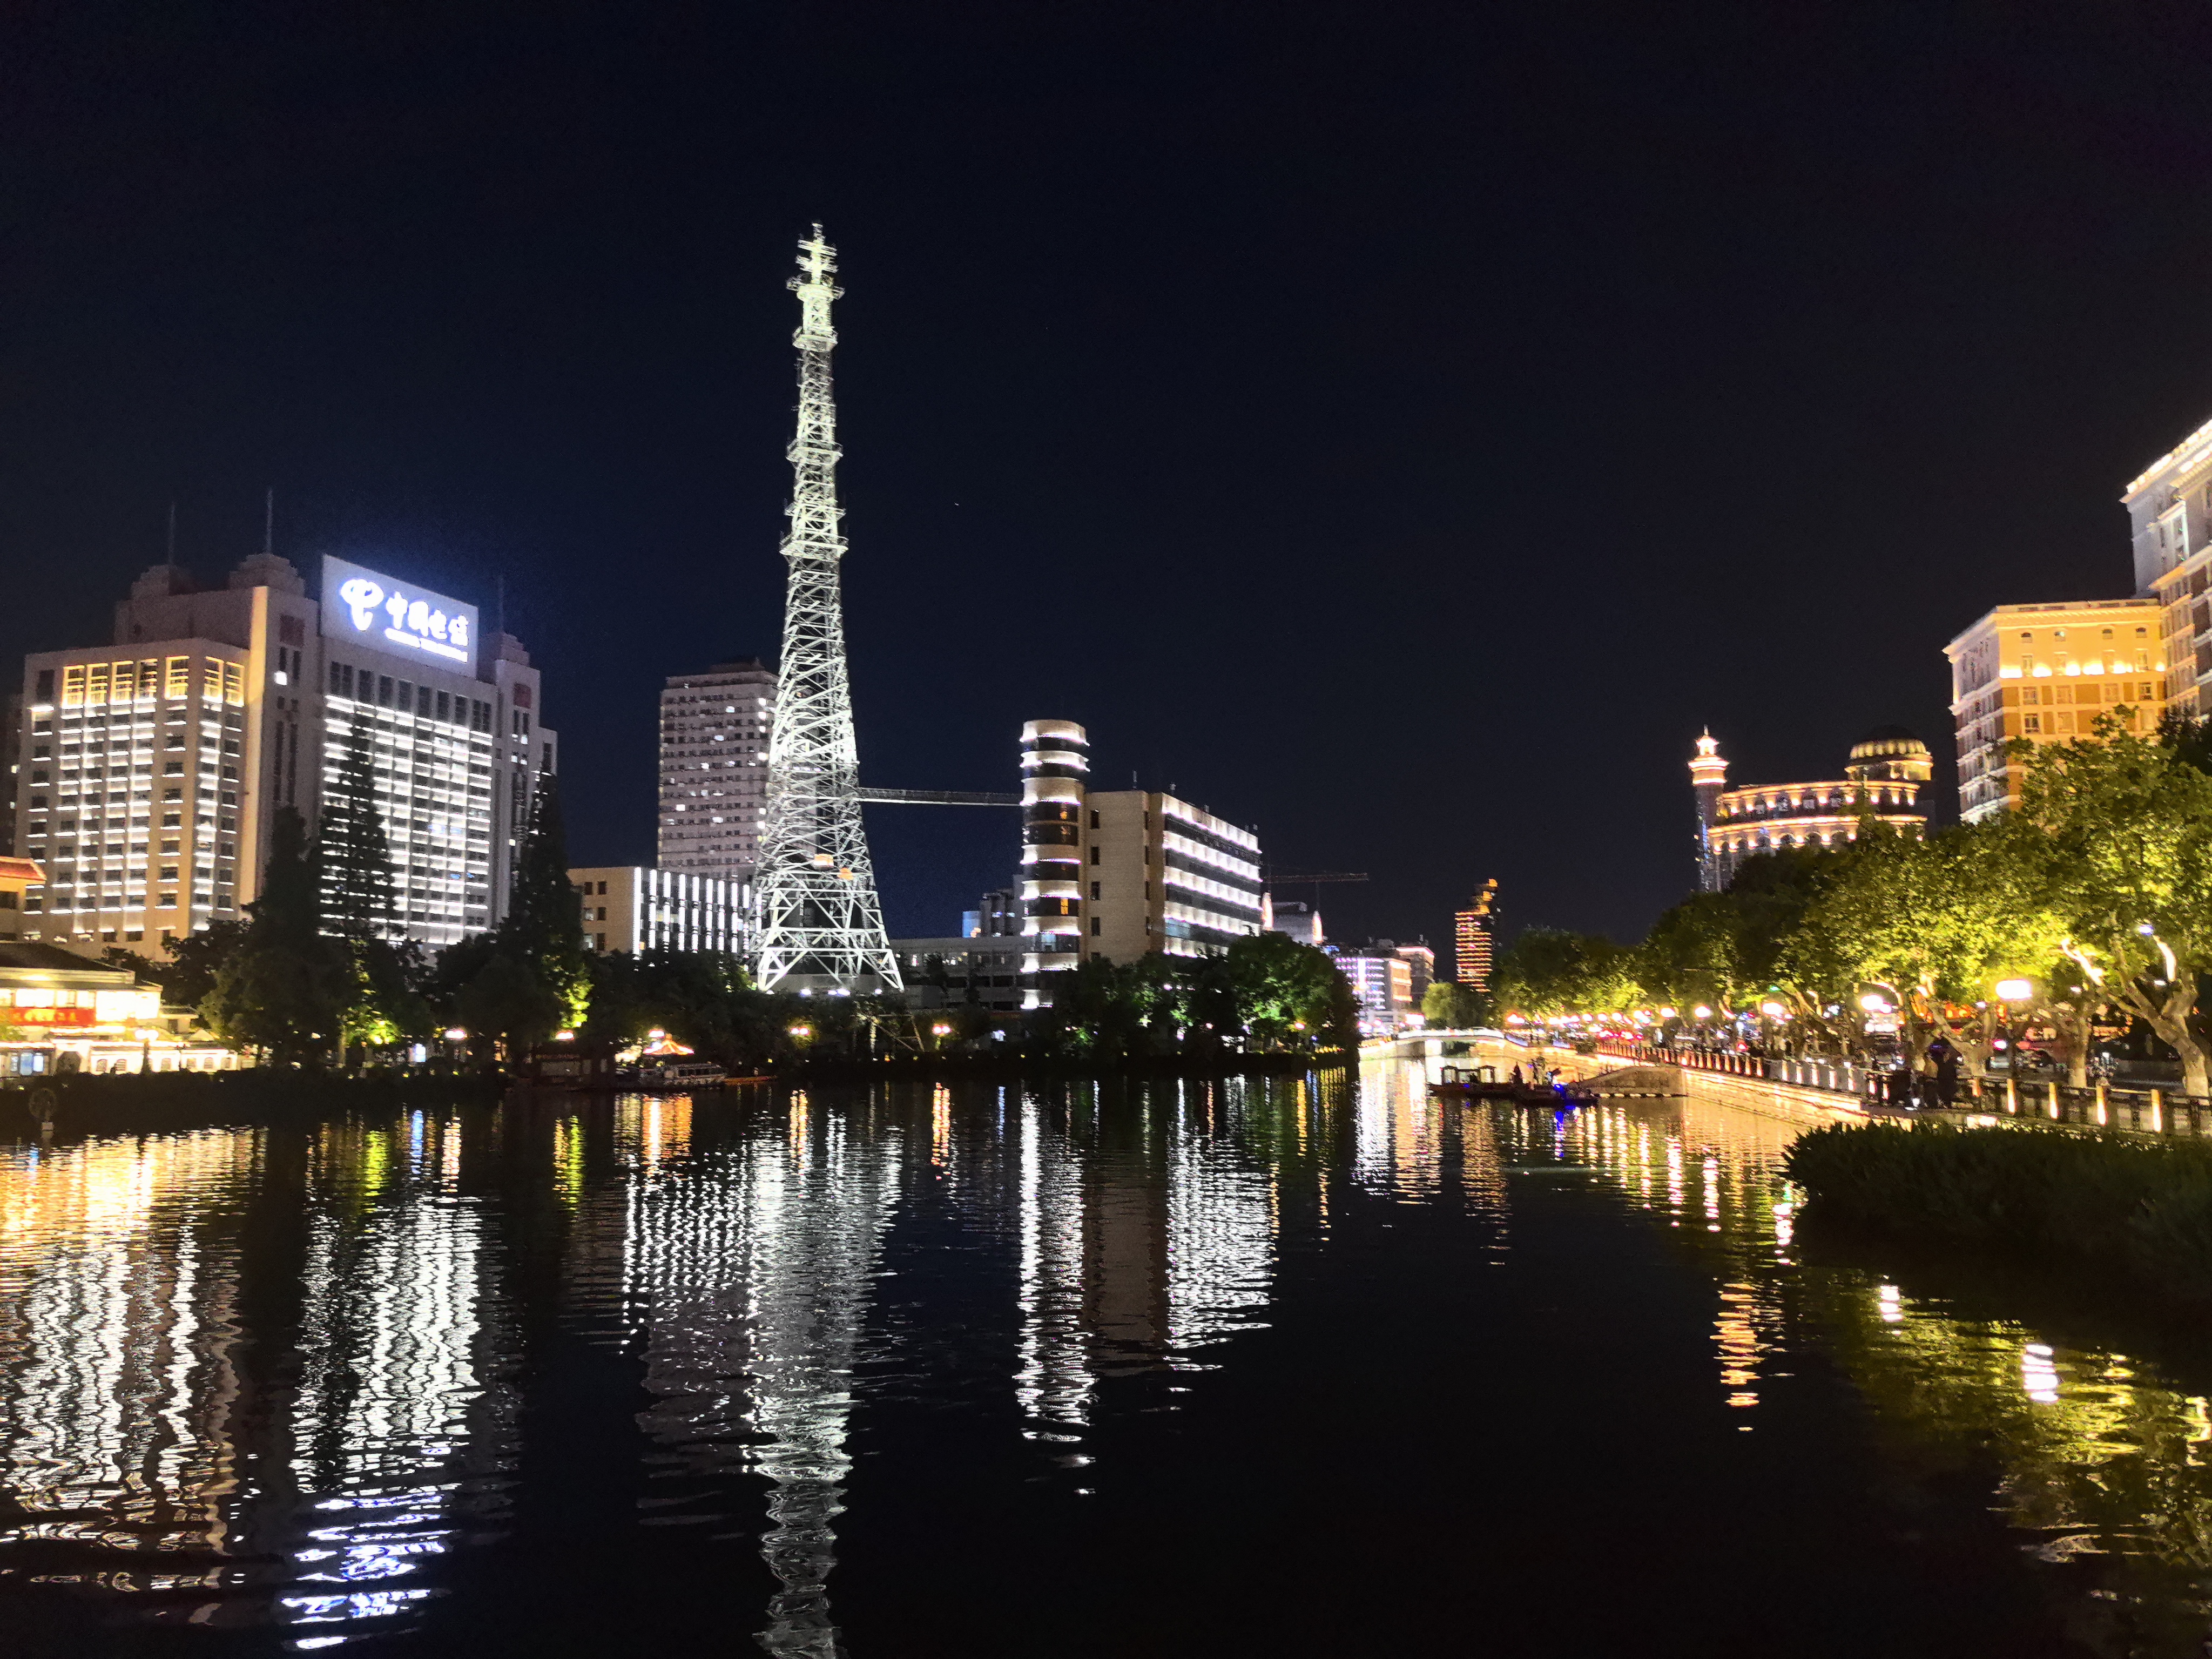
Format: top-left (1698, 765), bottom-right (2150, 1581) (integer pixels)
top-left (1926, 1036), bottom-right (1961, 1108)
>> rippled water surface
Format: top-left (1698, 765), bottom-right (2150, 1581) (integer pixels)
top-left (8, 1062), bottom-right (2212, 1656)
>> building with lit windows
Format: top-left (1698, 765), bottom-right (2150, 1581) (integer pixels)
top-left (1394, 942), bottom-right (1434, 1005)
top-left (1013, 719), bottom-right (1265, 1006)
top-left (2127, 415), bottom-right (2212, 721)
top-left (1945, 601), bottom-right (2165, 821)
top-left (1692, 729), bottom-right (1931, 890)
top-left (1453, 879), bottom-right (1498, 990)
top-left (1331, 948), bottom-right (1412, 1035)
top-left (658, 659), bottom-right (774, 879)
top-left (10, 553), bottom-right (554, 954)
top-left (569, 866), bottom-right (750, 956)
top-left (0, 857), bottom-right (42, 942)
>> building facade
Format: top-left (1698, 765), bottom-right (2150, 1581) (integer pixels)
top-left (10, 554), bottom-right (554, 953)
top-left (1394, 942), bottom-right (1434, 1005)
top-left (1454, 879), bottom-right (1498, 990)
top-left (1013, 719), bottom-right (1266, 1006)
top-left (569, 866), bottom-right (751, 957)
top-left (1945, 601), bottom-right (2165, 821)
top-left (887, 937), bottom-right (1026, 1012)
top-left (2126, 416), bottom-right (2212, 720)
top-left (1268, 900), bottom-right (1323, 945)
top-left (657, 659), bottom-right (775, 880)
top-left (1693, 729), bottom-right (1931, 890)
top-left (1332, 949), bottom-right (1412, 1036)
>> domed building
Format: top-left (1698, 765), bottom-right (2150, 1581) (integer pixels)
top-left (1689, 728), bottom-right (1931, 893)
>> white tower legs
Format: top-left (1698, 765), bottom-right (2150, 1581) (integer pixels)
top-left (753, 226), bottom-right (901, 995)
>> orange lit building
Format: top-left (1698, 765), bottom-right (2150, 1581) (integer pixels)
top-left (1453, 880), bottom-right (1497, 992)
top-left (1945, 599), bottom-right (2166, 821)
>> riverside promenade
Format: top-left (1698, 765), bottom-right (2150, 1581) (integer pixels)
top-left (1376, 1033), bottom-right (1870, 1131)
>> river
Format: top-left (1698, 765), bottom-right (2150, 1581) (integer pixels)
top-left (2, 1058), bottom-right (2210, 1656)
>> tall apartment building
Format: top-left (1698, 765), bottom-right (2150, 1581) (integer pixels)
top-left (1014, 719), bottom-right (1265, 1005)
top-left (658, 659), bottom-right (774, 879)
top-left (1946, 603), bottom-right (2164, 820)
top-left (2127, 417), bottom-right (2212, 719)
top-left (569, 865), bottom-right (750, 956)
top-left (11, 553), bottom-right (554, 953)
top-left (1454, 879), bottom-right (1498, 990)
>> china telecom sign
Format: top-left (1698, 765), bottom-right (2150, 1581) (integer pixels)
top-left (320, 556), bottom-right (480, 671)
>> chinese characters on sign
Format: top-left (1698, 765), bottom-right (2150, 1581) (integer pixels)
top-left (320, 556), bottom-right (481, 671)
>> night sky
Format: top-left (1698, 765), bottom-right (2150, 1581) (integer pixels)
top-left (11, 3), bottom-right (2212, 950)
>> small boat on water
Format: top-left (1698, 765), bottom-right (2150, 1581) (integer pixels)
top-left (1428, 1063), bottom-right (1581, 1107)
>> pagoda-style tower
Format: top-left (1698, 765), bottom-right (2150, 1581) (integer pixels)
top-left (1689, 730), bottom-right (1728, 893)
top-left (753, 226), bottom-right (901, 993)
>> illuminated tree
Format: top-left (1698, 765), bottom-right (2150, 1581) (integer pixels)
top-left (1790, 818), bottom-right (2063, 1076)
top-left (2012, 718), bottom-right (2212, 1096)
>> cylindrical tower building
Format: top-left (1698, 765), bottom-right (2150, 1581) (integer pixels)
top-left (1689, 730), bottom-right (1728, 893)
top-left (1019, 720), bottom-right (1089, 1006)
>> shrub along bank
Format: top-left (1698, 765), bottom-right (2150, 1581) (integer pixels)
top-left (1785, 1121), bottom-right (2212, 1297)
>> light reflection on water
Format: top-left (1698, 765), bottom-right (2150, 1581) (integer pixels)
top-left (10, 1063), bottom-right (2212, 1650)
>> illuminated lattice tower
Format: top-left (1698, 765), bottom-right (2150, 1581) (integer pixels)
top-left (753, 226), bottom-right (900, 994)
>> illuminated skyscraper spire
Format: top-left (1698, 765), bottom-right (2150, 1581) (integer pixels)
top-left (754, 226), bottom-right (901, 993)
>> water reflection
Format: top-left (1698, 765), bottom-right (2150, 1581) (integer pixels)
top-left (13, 1068), bottom-right (2212, 1651)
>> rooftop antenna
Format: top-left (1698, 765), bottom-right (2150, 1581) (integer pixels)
top-left (263, 488), bottom-right (274, 558)
top-left (165, 501), bottom-right (176, 563)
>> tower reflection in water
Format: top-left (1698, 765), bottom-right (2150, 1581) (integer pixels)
top-left (18, 1070), bottom-right (2212, 1651)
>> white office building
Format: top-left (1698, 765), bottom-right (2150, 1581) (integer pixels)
top-left (570, 865), bottom-right (751, 957)
top-left (10, 553), bottom-right (554, 952)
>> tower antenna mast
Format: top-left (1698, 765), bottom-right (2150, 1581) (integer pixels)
top-left (753, 225), bottom-right (901, 993)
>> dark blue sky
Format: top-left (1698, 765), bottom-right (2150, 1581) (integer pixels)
top-left (11, 2), bottom-right (2212, 946)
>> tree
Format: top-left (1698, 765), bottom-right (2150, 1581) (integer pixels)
top-left (200, 807), bottom-right (348, 1066)
top-left (456, 952), bottom-right (568, 1062)
top-left (1221, 933), bottom-right (1358, 1048)
top-left (1494, 929), bottom-right (1641, 1020)
top-left (318, 732), bottom-right (396, 939)
top-left (1791, 818), bottom-right (2062, 1076)
top-left (1422, 980), bottom-right (1491, 1029)
top-left (149, 919), bottom-right (248, 1012)
top-left (500, 775), bottom-right (588, 1026)
top-left (2013, 718), bottom-right (2212, 1096)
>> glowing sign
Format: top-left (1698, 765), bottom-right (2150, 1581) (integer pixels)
top-left (320, 556), bottom-right (478, 670)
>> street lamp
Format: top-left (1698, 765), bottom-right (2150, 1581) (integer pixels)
top-left (1994, 979), bottom-right (2034, 1003)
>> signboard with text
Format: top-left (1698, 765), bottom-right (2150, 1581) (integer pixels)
top-left (320, 556), bottom-right (479, 672)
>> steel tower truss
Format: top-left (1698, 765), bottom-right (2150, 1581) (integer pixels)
top-left (753, 226), bottom-right (901, 994)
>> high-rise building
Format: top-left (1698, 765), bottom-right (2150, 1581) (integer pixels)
top-left (569, 865), bottom-right (750, 956)
top-left (1696, 728), bottom-right (1930, 885)
top-left (1331, 948), bottom-right (1412, 1036)
top-left (2127, 417), bottom-right (2212, 719)
top-left (658, 659), bottom-right (774, 879)
top-left (1013, 719), bottom-right (1266, 1005)
top-left (1394, 942), bottom-right (1434, 1005)
top-left (10, 552), bottom-right (553, 953)
top-left (1937, 417), bottom-right (2201, 819)
top-left (1454, 880), bottom-right (1497, 990)
top-left (1946, 602), bottom-right (2165, 821)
